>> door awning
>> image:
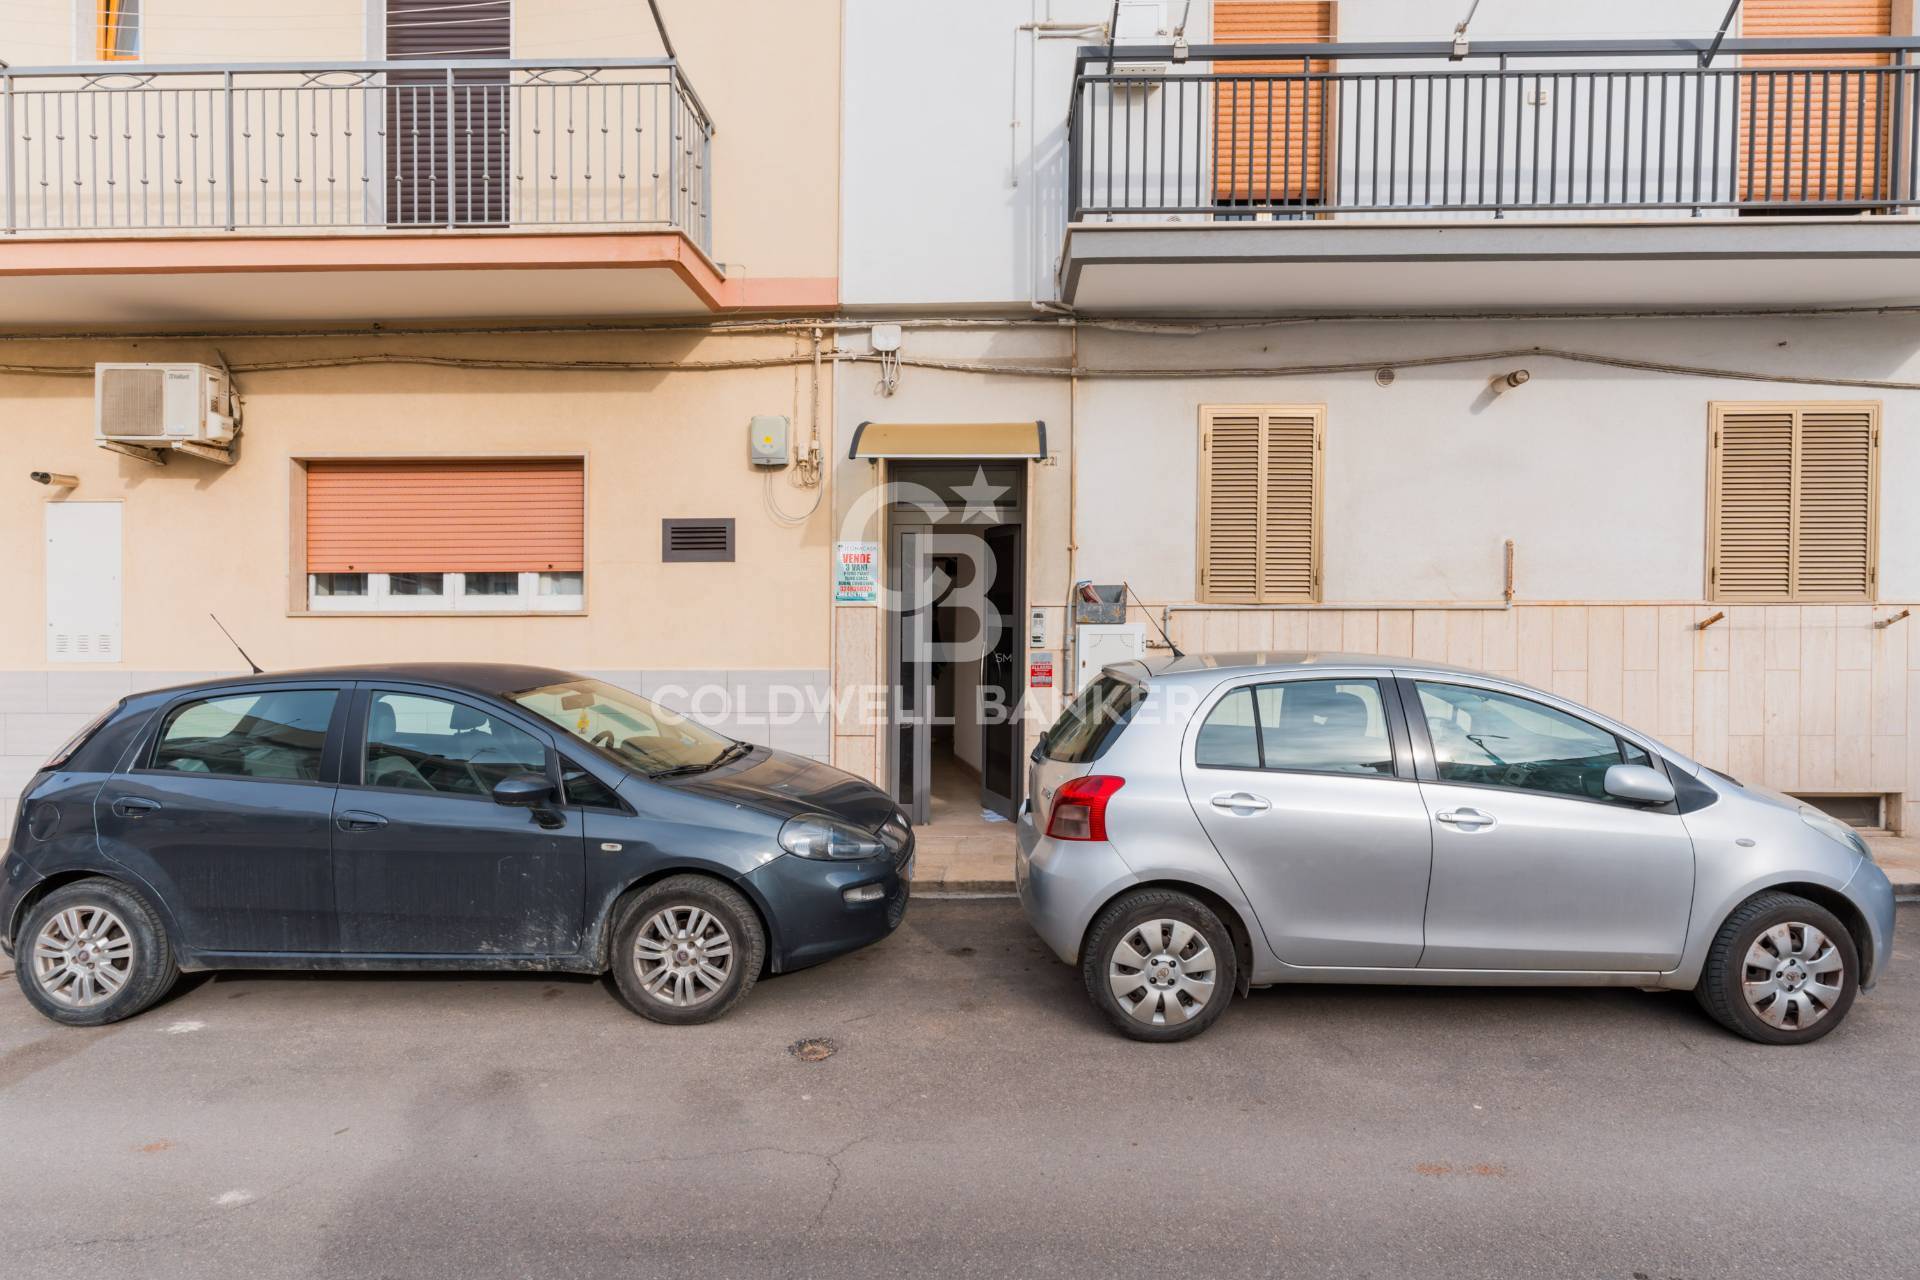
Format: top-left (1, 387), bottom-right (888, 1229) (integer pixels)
top-left (847, 420), bottom-right (1047, 461)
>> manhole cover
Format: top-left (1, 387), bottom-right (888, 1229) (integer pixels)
top-left (787, 1037), bottom-right (838, 1063)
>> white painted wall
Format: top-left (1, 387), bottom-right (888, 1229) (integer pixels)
top-left (837, 313), bottom-right (1920, 605)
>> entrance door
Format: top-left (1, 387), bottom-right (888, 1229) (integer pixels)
top-left (979, 522), bottom-right (1024, 820)
top-left (891, 526), bottom-right (935, 825)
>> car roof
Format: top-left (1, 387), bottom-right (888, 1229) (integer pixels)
top-left (1118, 651), bottom-right (1490, 685)
top-left (132, 662), bottom-right (582, 701)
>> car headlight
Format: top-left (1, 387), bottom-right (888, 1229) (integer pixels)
top-left (1799, 806), bottom-right (1872, 861)
top-left (778, 813), bottom-right (886, 861)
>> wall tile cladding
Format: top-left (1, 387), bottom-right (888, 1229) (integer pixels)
top-left (1167, 604), bottom-right (1917, 829)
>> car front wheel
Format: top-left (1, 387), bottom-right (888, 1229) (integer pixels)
top-left (15, 878), bottom-right (177, 1027)
top-left (609, 874), bottom-right (766, 1025)
top-left (1696, 891), bottom-right (1859, 1045)
top-left (1083, 888), bottom-right (1238, 1043)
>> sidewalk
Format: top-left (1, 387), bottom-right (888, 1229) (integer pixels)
top-left (908, 829), bottom-right (1920, 897)
top-left (1870, 834), bottom-right (1920, 897)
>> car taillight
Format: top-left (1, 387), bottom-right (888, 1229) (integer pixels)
top-left (1046, 775), bottom-right (1125, 842)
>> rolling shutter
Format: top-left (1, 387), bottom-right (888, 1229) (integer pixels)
top-left (1213, 1), bottom-right (1334, 205)
top-left (306, 458), bottom-right (584, 574)
top-left (1199, 406), bottom-right (1322, 603)
top-left (1709, 404), bottom-right (1878, 601)
top-left (1739, 0), bottom-right (1892, 204)
top-left (385, 0), bottom-right (512, 226)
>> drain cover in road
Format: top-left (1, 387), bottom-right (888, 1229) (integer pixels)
top-left (787, 1037), bottom-right (838, 1062)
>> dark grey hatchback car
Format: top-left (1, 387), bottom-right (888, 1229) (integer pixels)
top-left (1, 664), bottom-right (913, 1027)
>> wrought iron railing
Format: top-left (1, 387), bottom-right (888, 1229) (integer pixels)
top-left (1068, 37), bottom-right (1920, 222)
top-left (0, 59), bottom-right (714, 252)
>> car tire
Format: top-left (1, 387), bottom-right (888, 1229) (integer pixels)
top-left (15, 877), bottom-right (177, 1028)
top-left (1695, 891), bottom-right (1859, 1046)
top-left (609, 874), bottom-right (766, 1026)
top-left (1083, 888), bottom-right (1239, 1043)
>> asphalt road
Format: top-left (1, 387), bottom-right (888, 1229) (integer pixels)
top-left (2, 898), bottom-right (1917, 1280)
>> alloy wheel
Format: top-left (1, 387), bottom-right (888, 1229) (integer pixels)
top-left (632, 905), bottom-right (735, 1008)
top-left (32, 906), bottom-right (135, 1009)
top-left (1108, 918), bottom-right (1217, 1026)
top-left (1742, 921), bottom-right (1846, 1031)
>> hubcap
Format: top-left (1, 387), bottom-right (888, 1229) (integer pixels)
top-left (1742, 921), bottom-right (1845, 1031)
top-left (632, 905), bottom-right (734, 1008)
top-left (31, 906), bottom-right (134, 1009)
top-left (1109, 918), bottom-right (1217, 1026)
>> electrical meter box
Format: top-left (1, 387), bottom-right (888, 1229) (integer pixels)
top-left (749, 415), bottom-right (789, 467)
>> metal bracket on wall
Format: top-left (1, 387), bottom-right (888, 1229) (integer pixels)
top-left (171, 441), bottom-right (236, 466)
top-left (98, 441), bottom-right (167, 466)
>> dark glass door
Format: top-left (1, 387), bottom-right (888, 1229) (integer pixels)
top-left (891, 526), bottom-right (934, 824)
top-left (980, 522), bottom-right (1024, 820)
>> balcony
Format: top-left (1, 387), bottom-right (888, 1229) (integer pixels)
top-left (0, 59), bottom-right (756, 325)
top-left (1060, 36), bottom-right (1920, 314)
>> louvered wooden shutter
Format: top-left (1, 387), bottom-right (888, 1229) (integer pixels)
top-left (1710, 404), bottom-right (1878, 601)
top-left (1740, 0), bottom-right (1892, 204)
top-left (1199, 406), bottom-right (1322, 603)
top-left (1213, 1), bottom-right (1334, 204)
top-left (306, 458), bottom-right (584, 574)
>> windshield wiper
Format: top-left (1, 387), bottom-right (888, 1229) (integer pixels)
top-left (649, 741), bottom-right (752, 779)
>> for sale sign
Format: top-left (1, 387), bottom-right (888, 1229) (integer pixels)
top-left (1029, 654), bottom-right (1054, 688)
top-left (835, 541), bottom-right (879, 604)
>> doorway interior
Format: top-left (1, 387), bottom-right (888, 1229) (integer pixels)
top-left (886, 463), bottom-right (1025, 830)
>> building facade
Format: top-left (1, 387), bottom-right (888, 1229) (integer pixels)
top-left (4, 1), bottom-right (1920, 845)
top-left (832, 0), bottom-right (1920, 835)
top-left (0, 0), bottom-right (844, 832)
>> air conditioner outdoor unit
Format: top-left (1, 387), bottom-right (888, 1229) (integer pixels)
top-left (94, 363), bottom-right (234, 448)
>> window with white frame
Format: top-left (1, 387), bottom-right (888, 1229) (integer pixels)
top-left (304, 459), bottom-right (585, 614)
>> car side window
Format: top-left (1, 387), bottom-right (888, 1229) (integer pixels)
top-left (151, 690), bottom-right (336, 781)
top-left (1194, 687), bottom-right (1261, 769)
top-left (365, 692), bottom-right (548, 796)
top-left (1415, 682), bottom-right (1629, 802)
top-left (1195, 679), bottom-right (1394, 776)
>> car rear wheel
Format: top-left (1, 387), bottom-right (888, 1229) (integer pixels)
top-left (15, 878), bottom-right (177, 1027)
top-left (1696, 891), bottom-right (1859, 1045)
top-left (1083, 888), bottom-right (1238, 1043)
top-left (609, 874), bottom-right (766, 1025)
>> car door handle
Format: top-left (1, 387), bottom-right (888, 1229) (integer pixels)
top-left (1209, 791), bottom-right (1271, 814)
top-left (1435, 807), bottom-right (1496, 831)
top-left (111, 797), bottom-right (161, 818)
top-left (335, 810), bottom-right (388, 832)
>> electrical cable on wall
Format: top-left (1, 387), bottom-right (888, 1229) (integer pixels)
top-left (12, 345), bottom-right (1920, 395)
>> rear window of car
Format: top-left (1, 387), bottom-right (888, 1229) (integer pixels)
top-left (1039, 676), bottom-right (1146, 764)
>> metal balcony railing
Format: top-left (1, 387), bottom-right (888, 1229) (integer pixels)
top-left (0, 59), bottom-right (714, 252)
top-left (1068, 37), bottom-right (1920, 223)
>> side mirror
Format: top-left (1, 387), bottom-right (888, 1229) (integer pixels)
top-left (1604, 763), bottom-right (1675, 806)
top-left (492, 772), bottom-right (555, 808)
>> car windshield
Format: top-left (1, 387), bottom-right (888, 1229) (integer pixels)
top-left (506, 677), bottom-right (738, 777)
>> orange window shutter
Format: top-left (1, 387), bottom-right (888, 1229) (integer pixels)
top-left (1739, 0), bottom-right (1893, 204)
top-left (1212, 1), bottom-right (1334, 204)
top-left (306, 459), bottom-right (584, 574)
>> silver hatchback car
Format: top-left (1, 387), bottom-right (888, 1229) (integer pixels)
top-left (1016, 653), bottom-right (1897, 1044)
